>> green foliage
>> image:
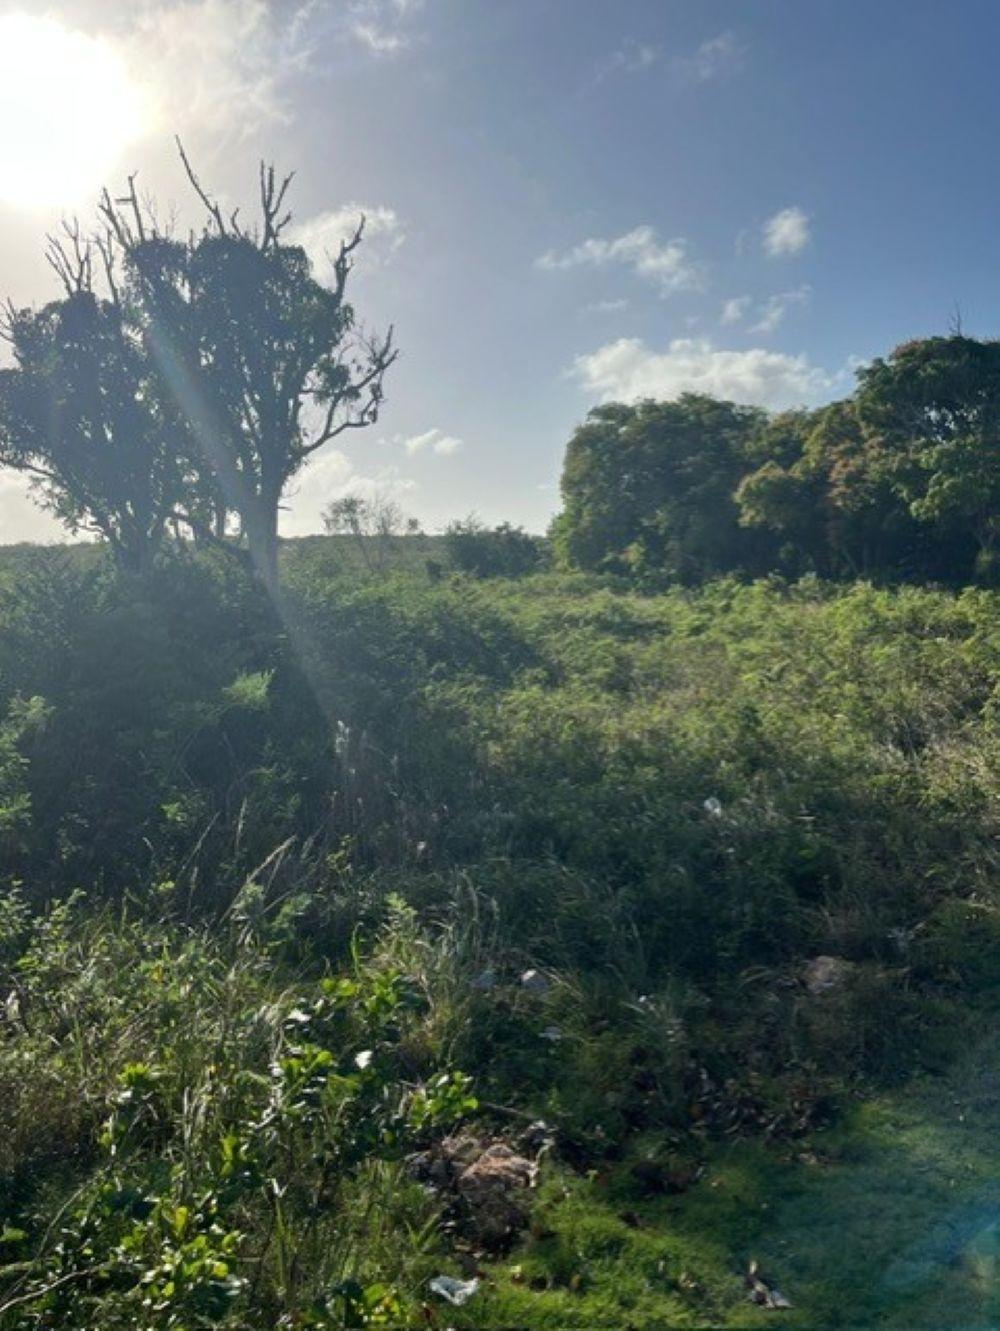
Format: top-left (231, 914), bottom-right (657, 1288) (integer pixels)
top-left (556, 395), bottom-right (764, 581)
top-left (558, 336), bottom-right (1000, 587)
top-left (0, 290), bottom-right (185, 574)
top-left (3, 544), bottom-right (1000, 1326)
top-left (0, 696), bottom-right (49, 855)
top-left (0, 898), bottom-right (475, 1328)
top-left (444, 517), bottom-right (544, 578)
top-left (0, 154), bottom-right (395, 589)
top-left (855, 336), bottom-right (1000, 574)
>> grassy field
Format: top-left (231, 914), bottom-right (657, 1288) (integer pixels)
top-left (2, 541), bottom-right (999, 1327)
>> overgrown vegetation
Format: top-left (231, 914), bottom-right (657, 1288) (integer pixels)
top-left (3, 540), bottom-right (1000, 1326)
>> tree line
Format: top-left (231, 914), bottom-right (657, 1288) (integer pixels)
top-left (554, 336), bottom-right (1000, 587)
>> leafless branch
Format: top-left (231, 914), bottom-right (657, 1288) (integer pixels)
top-left (45, 220), bottom-right (92, 297)
top-left (307, 327), bottom-right (398, 453)
top-left (331, 218), bottom-right (366, 302)
top-left (94, 229), bottom-right (120, 305)
top-left (97, 172), bottom-right (145, 250)
top-left (175, 136), bottom-right (227, 236)
top-left (259, 161), bottom-right (295, 250)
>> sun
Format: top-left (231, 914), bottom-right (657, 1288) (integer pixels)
top-left (0, 13), bottom-right (148, 211)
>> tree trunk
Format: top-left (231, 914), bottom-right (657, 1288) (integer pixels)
top-left (243, 493), bottom-right (280, 595)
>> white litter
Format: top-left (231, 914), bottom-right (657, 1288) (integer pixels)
top-left (429, 1275), bottom-right (480, 1305)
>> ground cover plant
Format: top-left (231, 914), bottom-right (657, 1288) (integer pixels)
top-left (3, 540), bottom-right (1000, 1326)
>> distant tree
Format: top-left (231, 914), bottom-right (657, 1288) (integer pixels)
top-left (97, 145), bottom-right (397, 591)
top-left (855, 336), bottom-right (1000, 581)
top-left (444, 517), bottom-right (544, 578)
top-left (555, 395), bottom-right (764, 580)
top-left (0, 231), bottom-right (186, 573)
top-left (735, 410), bottom-right (826, 574)
top-left (322, 492), bottom-right (420, 572)
top-left (737, 400), bottom-right (945, 581)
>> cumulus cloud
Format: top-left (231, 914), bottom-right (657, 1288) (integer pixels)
top-left (280, 448), bottom-right (417, 536)
top-left (749, 285), bottom-right (811, 334)
top-left (537, 226), bottom-right (699, 297)
top-left (763, 206), bottom-right (810, 257)
top-left (677, 30), bottom-right (745, 82)
top-left (289, 204), bottom-right (405, 273)
top-left (572, 336), bottom-right (837, 410)
top-left (400, 427), bottom-right (463, 456)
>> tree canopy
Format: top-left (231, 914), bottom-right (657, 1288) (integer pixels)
top-left (0, 149), bottom-right (397, 589)
top-left (554, 394), bottom-right (764, 581)
top-left (556, 336), bottom-right (1000, 587)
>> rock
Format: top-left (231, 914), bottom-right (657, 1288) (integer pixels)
top-left (803, 954), bottom-right (856, 996)
top-left (409, 1134), bottom-right (538, 1251)
top-left (455, 1142), bottom-right (535, 1249)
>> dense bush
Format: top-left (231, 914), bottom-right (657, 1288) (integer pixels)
top-left (3, 544), bottom-right (1000, 1324)
top-left (443, 518), bottom-right (545, 578)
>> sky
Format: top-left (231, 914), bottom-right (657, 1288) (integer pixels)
top-left (1, 0), bottom-right (1000, 541)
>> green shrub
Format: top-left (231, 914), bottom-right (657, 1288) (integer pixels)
top-left (444, 518), bottom-right (545, 578)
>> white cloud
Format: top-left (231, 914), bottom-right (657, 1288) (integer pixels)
top-left (677, 30), bottom-right (745, 82)
top-left (349, 0), bottom-right (422, 55)
top-left (537, 225), bottom-right (699, 297)
top-left (596, 37), bottom-right (661, 80)
top-left (572, 336), bottom-right (837, 410)
top-left (763, 206), bottom-right (810, 257)
top-left (119, 0), bottom-right (322, 141)
top-left (400, 427), bottom-right (463, 456)
top-left (280, 448), bottom-right (417, 536)
top-left (289, 204), bottom-right (405, 273)
top-left (748, 285), bottom-right (811, 334)
top-left (720, 296), bottom-right (751, 325)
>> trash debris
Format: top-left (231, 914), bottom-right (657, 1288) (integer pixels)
top-left (429, 1275), bottom-right (479, 1305)
top-left (520, 968), bottom-right (549, 994)
top-left (540, 1025), bottom-right (563, 1042)
top-left (457, 1142), bottom-right (535, 1246)
top-left (410, 1134), bottom-right (537, 1250)
top-left (803, 955), bottom-right (856, 995)
top-left (703, 796), bottom-right (724, 818)
top-left (745, 1260), bottom-right (793, 1309)
top-left (354, 1049), bottom-right (373, 1070)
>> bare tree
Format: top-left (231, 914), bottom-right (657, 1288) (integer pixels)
top-left (323, 491), bottom-right (420, 573)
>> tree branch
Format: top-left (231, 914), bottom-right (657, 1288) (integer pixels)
top-left (176, 137), bottom-right (227, 236)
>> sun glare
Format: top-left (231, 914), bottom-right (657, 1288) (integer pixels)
top-left (0, 13), bottom-right (147, 211)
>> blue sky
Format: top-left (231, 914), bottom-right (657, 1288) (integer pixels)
top-left (1, 0), bottom-right (999, 539)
